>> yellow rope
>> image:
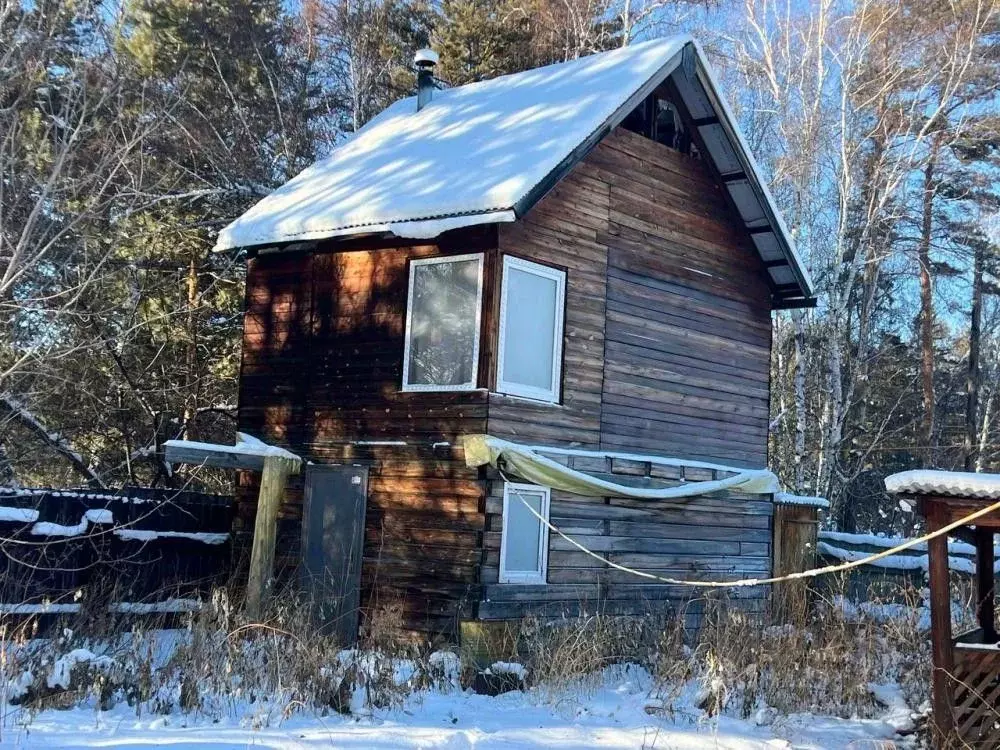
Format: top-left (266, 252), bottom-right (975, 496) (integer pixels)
top-left (501, 470), bottom-right (1000, 588)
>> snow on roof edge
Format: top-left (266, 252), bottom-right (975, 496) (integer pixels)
top-left (217, 210), bottom-right (516, 252)
top-left (885, 469), bottom-right (1000, 499)
top-left (773, 492), bottom-right (829, 508)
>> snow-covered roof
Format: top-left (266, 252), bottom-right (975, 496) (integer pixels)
top-left (885, 470), bottom-right (1000, 499)
top-left (773, 492), bottom-right (829, 509)
top-left (216, 36), bottom-right (814, 307)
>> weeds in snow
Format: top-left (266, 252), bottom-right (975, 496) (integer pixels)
top-left (0, 577), bottom-right (977, 745)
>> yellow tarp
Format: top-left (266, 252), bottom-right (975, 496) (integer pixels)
top-left (463, 434), bottom-right (779, 499)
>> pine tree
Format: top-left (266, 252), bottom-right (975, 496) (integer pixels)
top-left (433, 0), bottom-right (536, 84)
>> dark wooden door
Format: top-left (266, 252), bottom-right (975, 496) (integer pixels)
top-left (301, 464), bottom-right (369, 644)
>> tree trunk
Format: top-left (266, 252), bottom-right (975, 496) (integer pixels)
top-left (182, 254), bottom-right (200, 440)
top-left (918, 147), bottom-right (938, 467)
top-left (793, 309), bottom-right (807, 493)
top-left (978, 385), bottom-right (995, 473)
top-left (966, 244), bottom-right (983, 471)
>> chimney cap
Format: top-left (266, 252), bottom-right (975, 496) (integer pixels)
top-left (414, 49), bottom-right (439, 68)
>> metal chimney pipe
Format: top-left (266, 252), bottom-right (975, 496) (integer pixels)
top-left (414, 49), bottom-right (439, 112)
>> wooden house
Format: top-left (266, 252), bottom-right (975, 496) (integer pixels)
top-left (216, 36), bottom-right (816, 641)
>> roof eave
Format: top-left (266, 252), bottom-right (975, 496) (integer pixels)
top-left (508, 39), bottom-right (815, 307)
top-left (687, 46), bottom-right (815, 304)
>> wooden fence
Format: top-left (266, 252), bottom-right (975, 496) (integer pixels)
top-left (0, 486), bottom-right (233, 617)
top-left (816, 529), bottom-right (990, 600)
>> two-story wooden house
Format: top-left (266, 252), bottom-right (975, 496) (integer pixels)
top-left (216, 36), bottom-right (815, 640)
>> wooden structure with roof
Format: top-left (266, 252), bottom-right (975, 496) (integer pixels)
top-left (887, 470), bottom-right (1000, 747)
top-left (217, 36), bottom-right (817, 640)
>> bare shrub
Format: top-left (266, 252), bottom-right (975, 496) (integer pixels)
top-left (654, 577), bottom-right (976, 724)
top-left (514, 611), bottom-right (666, 691)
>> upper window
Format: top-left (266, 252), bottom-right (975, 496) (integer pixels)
top-left (402, 253), bottom-right (484, 391)
top-left (621, 91), bottom-right (696, 156)
top-left (500, 482), bottom-right (551, 584)
top-left (497, 256), bottom-right (566, 403)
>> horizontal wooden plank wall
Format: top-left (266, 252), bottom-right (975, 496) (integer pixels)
top-left (492, 127), bottom-right (772, 464)
top-left (238, 231), bottom-right (496, 639)
top-left (492, 166), bottom-right (610, 449)
top-left (596, 128), bottom-right (773, 467)
top-left (479, 453), bottom-right (773, 623)
top-left (482, 127), bottom-right (775, 627)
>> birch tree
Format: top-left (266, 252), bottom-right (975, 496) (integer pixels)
top-left (730, 0), bottom-right (999, 526)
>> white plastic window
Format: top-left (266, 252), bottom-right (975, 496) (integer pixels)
top-left (496, 256), bottom-right (566, 402)
top-left (500, 482), bottom-right (551, 584)
top-left (402, 253), bottom-right (484, 391)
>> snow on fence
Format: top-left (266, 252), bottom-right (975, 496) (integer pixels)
top-left (0, 486), bottom-right (233, 619)
top-left (817, 529), bottom-right (996, 600)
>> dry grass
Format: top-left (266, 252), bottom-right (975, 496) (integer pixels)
top-left (0, 584), bottom-right (455, 725)
top-left (0, 576), bottom-right (981, 745)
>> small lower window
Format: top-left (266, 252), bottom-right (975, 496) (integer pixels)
top-left (500, 482), bottom-right (551, 584)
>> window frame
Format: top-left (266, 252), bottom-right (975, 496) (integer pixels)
top-left (499, 482), bottom-right (551, 585)
top-left (401, 252), bottom-right (485, 392)
top-left (495, 255), bottom-right (566, 403)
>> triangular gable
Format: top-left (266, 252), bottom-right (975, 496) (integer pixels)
top-left (216, 36), bottom-right (814, 307)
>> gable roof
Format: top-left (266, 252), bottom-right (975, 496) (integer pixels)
top-left (216, 35), bottom-right (814, 307)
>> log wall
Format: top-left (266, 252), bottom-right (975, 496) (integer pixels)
top-left (236, 126), bottom-right (776, 638)
top-left (495, 127), bottom-right (773, 466)
top-left (480, 454), bottom-right (773, 625)
top-left (238, 230), bottom-right (495, 638)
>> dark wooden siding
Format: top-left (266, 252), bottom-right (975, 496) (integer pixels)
top-left (598, 130), bottom-right (773, 466)
top-left (490, 166), bottom-right (610, 449)
top-left (494, 127), bottom-right (773, 467)
top-left (236, 126), bottom-right (776, 637)
top-left (480, 455), bottom-right (773, 624)
top-left (238, 230), bottom-right (495, 639)
top-left (482, 128), bottom-right (775, 624)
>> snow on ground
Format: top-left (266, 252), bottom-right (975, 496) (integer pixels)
top-left (4, 663), bottom-right (907, 750)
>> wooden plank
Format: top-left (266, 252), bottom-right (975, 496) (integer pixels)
top-left (165, 443), bottom-right (270, 471)
top-left (482, 582), bottom-right (764, 602)
top-left (976, 527), bottom-right (996, 641)
top-left (246, 454), bottom-right (301, 618)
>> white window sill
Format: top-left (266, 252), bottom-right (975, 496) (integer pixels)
top-left (498, 578), bottom-right (547, 585)
top-left (399, 385), bottom-right (486, 394)
top-left (490, 391), bottom-right (562, 408)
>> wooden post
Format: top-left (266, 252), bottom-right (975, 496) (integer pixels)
top-left (246, 454), bottom-right (300, 619)
top-left (771, 504), bottom-right (819, 622)
top-left (926, 502), bottom-right (956, 740)
top-left (976, 527), bottom-right (996, 642)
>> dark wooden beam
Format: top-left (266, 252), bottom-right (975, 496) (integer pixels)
top-left (164, 442), bottom-right (268, 471)
top-left (691, 116), bottom-right (720, 127)
top-left (926, 501), bottom-right (956, 739)
top-left (772, 297), bottom-right (818, 310)
top-left (977, 527), bottom-right (997, 642)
